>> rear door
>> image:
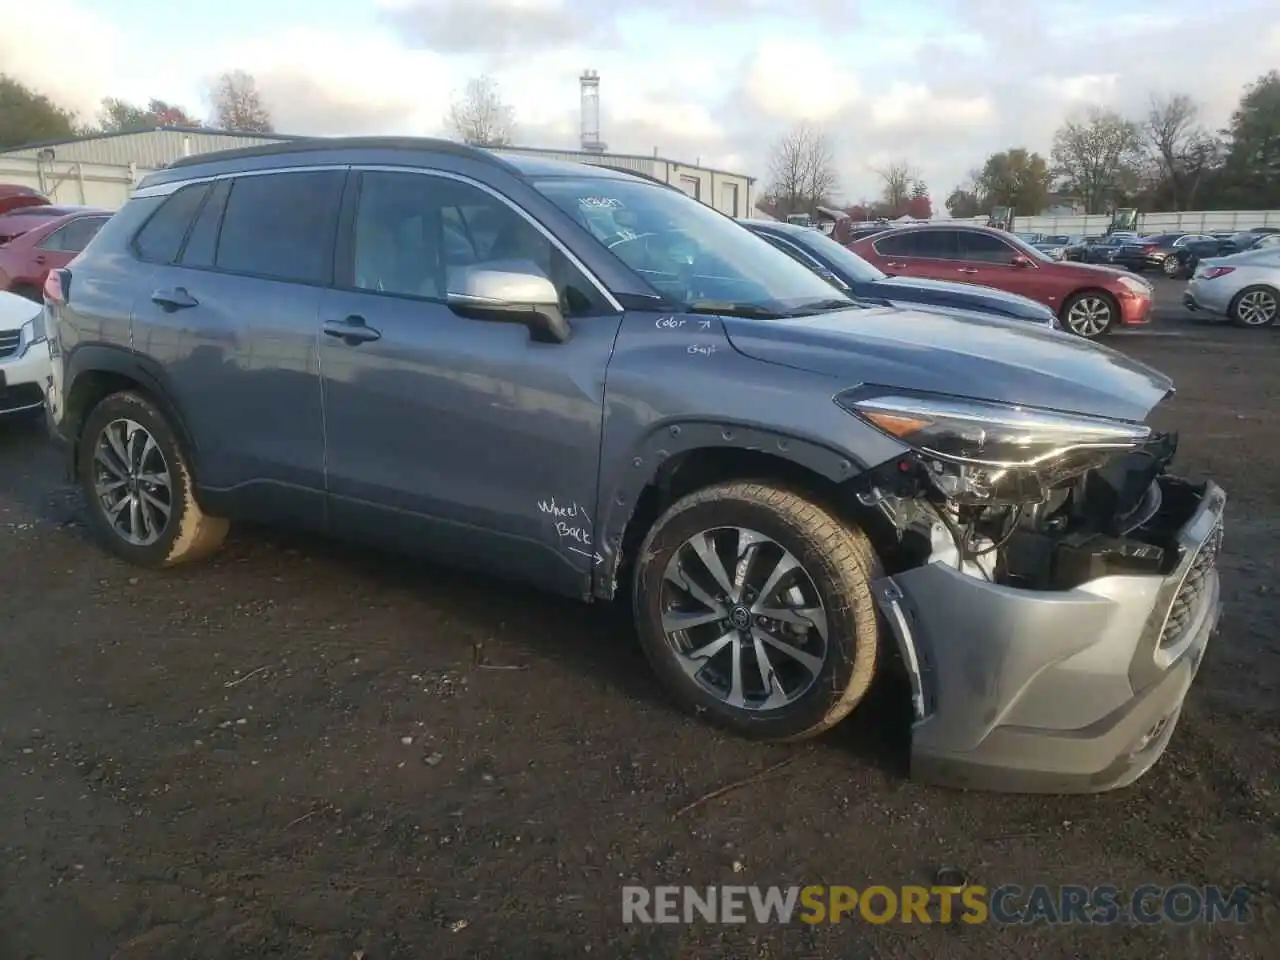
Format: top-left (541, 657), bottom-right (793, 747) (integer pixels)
top-left (128, 169), bottom-right (344, 527)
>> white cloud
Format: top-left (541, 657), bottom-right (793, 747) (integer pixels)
top-left (1, 0), bottom-right (1276, 203)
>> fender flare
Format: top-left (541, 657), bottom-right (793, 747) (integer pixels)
top-left (63, 343), bottom-right (199, 480)
top-left (591, 418), bottom-right (869, 599)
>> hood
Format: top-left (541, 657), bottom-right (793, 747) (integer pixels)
top-left (1057, 259), bottom-right (1133, 279)
top-left (722, 305), bottom-right (1173, 423)
top-left (869, 275), bottom-right (1053, 323)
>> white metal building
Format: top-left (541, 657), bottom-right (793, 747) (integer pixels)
top-left (0, 128), bottom-right (755, 217)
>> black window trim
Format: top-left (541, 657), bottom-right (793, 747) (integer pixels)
top-left (176, 178), bottom-right (233, 268)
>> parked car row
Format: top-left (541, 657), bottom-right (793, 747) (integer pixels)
top-left (1183, 244), bottom-right (1280, 328)
top-left (27, 136), bottom-right (1226, 796)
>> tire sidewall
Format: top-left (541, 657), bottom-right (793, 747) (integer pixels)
top-left (633, 492), bottom-right (868, 740)
top-left (78, 392), bottom-right (196, 567)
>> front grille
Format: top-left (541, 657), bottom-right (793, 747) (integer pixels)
top-left (0, 328), bottom-right (20, 359)
top-left (1159, 523), bottom-right (1223, 649)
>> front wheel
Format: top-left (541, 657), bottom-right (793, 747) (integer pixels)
top-left (78, 390), bottom-right (229, 568)
top-left (1060, 291), bottom-right (1117, 338)
top-left (1162, 256), bottom-right (1183, 279)
top-left (632, 481), bottom-right (882, 742)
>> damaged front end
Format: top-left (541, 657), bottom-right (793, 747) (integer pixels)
top-left (837, 385), bottom-right (1226, 794)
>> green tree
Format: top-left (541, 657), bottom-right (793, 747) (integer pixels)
top-left (944, 187), bottom-right (982, 218)
top-left (975, 148), bottom-right (1053, 215)
top-left (0, 74), bottom-right (77, 150)
top-left (1051, 108), bottom-right (1143, 213)
top-left (97, 97), bottom-right (198, 133)
top-left (1222, 70), bottom-right (1280, 207)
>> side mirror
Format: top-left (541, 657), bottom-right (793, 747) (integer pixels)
top-left (1010, 254), bottom-right (1034, 268)
top-left (446, 260), bottom-right (570, 343)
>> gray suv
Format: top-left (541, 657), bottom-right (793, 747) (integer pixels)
top-left (45, 138), bottom-right (1226, 793)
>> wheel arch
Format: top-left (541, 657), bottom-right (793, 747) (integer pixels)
top-left (594, 422), bottom-right (882, 601)
top-left (63, 344), bottom-right (199, 485)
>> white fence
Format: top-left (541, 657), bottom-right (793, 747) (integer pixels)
top-left (0, 156), bottom-right (141, 209)
top-left (935, 209), bottom-right (1280, 236)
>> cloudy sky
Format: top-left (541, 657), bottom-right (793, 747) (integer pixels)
top-left (3, 0), bottom-right (1278, 201)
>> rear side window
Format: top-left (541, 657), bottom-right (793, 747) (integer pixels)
top-left (179, 179), bottom-right (231, 268)
top-left (133, 182), bottom-right (210, 263)
top-left (40, 216), bottom-right (108, 253)
top-left (215, 171), bottom-right (344, 285)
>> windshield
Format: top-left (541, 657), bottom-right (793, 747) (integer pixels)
top-left (532, 176), bottom-right (853, 316)
top-left (788, 229), bottom-right (885, 282)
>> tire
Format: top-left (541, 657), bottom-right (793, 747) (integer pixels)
top-left (632, 480), bottom-right (882, 742)
top-left (1162, 256), bottom-right (1182, 279)
top-left (1060, 290), bottom-right (1118, 339)
top-left (1229, 285), bottom-right (1279, 329)
top-left (78, 390), bottom-right (228, 568)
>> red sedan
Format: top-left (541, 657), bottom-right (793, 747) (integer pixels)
top-left (849, 223), bottom-right (1154, 338)
top-left (0, 208), bottom-right (111, 301)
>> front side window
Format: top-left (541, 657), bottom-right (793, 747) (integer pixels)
top-left (957, 231), bottom-right (1016, 263)
top-left (215, 171), bottom-right (344, 285)
top-left (532, 176), bottom-right (851, 317)
top-left (347, 171), bottom-right (608, 316)
top-left (790, 230), bottom-right (884, 282)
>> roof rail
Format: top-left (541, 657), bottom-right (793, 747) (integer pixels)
top-left (164, 135), bottom-right (517, 173)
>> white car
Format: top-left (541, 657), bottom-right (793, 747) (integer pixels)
top-left (0, 289), bottom-right (50, 416)
top-left (1183, 248), bottom-right (1280, 328)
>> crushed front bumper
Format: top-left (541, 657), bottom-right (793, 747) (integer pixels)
top-left (873, 477), bottom-right (1226, 794)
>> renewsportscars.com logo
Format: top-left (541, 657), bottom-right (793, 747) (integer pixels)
top-left (622, 884), bottom-right (1253, 925)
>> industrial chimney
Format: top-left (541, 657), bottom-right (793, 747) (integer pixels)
top-left (580, 70), bottom-right (607, 153)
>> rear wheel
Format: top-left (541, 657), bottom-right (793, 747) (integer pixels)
top-left (78, 391), bottom-right (228, 568)
top-left (632, 481), bottom-right (882, 742)
top-left (1060, 291), bottom-right (1117, 338)
top-left (1229, 285), bottom-right (1278, 328)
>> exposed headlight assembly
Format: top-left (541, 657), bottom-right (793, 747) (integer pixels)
top-left (837, 386), bottom-right (1152, 505)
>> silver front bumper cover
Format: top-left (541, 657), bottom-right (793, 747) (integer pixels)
top-left (873, 479), bottom-right (1226, 794)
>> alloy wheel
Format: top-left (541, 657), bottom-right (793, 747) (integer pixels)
top-left (1065, 297), bottom-right (1113, 337)
top-left (1162, 257), bottom-right (1181, 277)
top-left (1236, 290), bottom-right (1278, 326)
top-left (659, 526), bottom-right (829, 711)
top-left (92, 418), bottom-right (174, 546)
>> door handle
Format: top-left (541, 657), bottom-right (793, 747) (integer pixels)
top-left (956, 267), bottom-right (979, 274)
top-left (34, 254), bottom-right (47, 265)
top-left (886, 261), bottom-right (906, 270)
top-left (152, 287), bottom-right (198, 311)
top-left (323, 315), bottom-right (382, 345)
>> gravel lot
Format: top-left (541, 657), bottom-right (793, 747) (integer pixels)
top-left (2, 280), bottom-right (1278, 959)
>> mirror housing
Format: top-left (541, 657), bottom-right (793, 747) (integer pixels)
top-left (1010, 254), bottom-right (1034, 268)
top-left (446, 260), bottom-right (571, 343)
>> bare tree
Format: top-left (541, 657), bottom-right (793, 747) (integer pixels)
top-left (1051, 108), bottom-right (1143, 213)
top-left (1143, 93), bottom-right (1217, 210)
top-left (765, 122), bottom-right (838, 217)
top-left (873, 160), bottom-right (919, 215)
top-left (446, 75), bottom-right (516, 147)
top-left (211, 70), bottom-right (273, 133)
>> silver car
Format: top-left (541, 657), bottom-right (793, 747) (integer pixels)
top-left (1184, 247), bottom-right (1280, 328)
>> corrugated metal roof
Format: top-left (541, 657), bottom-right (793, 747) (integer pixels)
top-left (0, 129), bottom-right (288, 167)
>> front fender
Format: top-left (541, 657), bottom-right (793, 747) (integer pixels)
top-left (591, 311), bottom-right (908, 598)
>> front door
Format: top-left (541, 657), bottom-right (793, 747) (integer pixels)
top-left (319, 168), bottom-right (624, 597)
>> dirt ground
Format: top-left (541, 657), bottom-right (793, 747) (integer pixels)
top-left (2, 281), bottom-right (1278, 959)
